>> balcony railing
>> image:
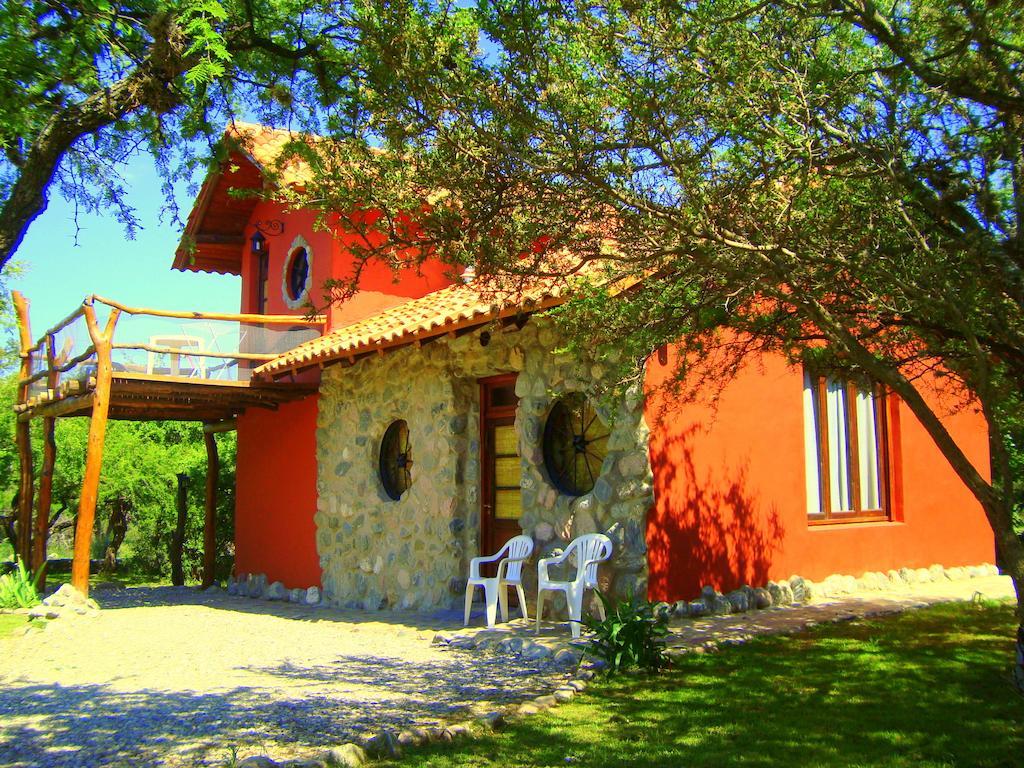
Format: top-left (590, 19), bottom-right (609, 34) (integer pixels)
top-left (16, 295), bottom-right (324, 410)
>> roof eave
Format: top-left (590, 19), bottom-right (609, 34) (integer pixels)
top-left (253, 293), bottom-right (565, 381)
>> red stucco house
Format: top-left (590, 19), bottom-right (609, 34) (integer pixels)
top-left (174, 122), bottom-right (996, 610)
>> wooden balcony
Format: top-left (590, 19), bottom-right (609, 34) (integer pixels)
top-left (9, 293), bottom-right (325, 596)
top-left (13, 295), bottom-right (323, 423)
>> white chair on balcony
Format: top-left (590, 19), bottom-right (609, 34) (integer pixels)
top-left (536, 533), bottom-right (613, 639)
top-left (146, 335), bottom-right (206, 378)
top-left (463, 534), bottom-right (534, 628)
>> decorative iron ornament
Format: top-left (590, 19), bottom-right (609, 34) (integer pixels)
top-left (543, 393), bottom-right (610, 497)
top-left (254, 219), bottom-right (285, 237)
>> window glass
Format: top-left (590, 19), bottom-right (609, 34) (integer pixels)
top-left (542, 393), bottom-right (610, 496)
top-left (803, 371), bottom-right (887, 521)
top-left (286, 247), bottom-right (309, 301)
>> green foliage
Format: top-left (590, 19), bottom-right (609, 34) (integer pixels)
top-left (0, 557), bottom-right (41, 609)
top-left (581, 590), bottom-right (671, 674)
top-left (0, 0), bottom-right (450, 267)
top-left (0, 371), bottom-right (236, 582)
top-left (384, 602), bottom-right (1023, 767)
top-left (296, 0), bottom-right (1024, 622)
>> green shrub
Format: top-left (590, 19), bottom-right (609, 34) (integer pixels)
top-left (580, 590), bottom-right (672, 674)
top-left (0, 558), bottom-right (42, 609)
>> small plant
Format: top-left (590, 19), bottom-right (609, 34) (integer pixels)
top-left (0, 558), bottom-right (43, 610)
top-left (580, 590), bottom-right (671, 674)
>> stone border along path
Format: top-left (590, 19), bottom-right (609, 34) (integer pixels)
top-left (0, 572), bottom-right (1016, 768)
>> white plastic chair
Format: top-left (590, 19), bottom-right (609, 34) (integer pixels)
top-left (147, 335), bottom-right (206, 378)
top-left (536, 533), bottom-right (613, 638)
top-left (463, 535), bottom-right (534, 628)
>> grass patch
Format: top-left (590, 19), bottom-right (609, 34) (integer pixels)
top-left (41, 561), bottom-right (170, 590)
top-left (389, 601), bottom-right (1023, 768)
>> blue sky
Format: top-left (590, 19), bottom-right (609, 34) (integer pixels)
top-left (11, 153), bottom-right (240, 336)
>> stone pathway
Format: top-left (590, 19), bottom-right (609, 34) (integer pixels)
top-left (0, 587), bottom-right (574, 768)
top-left (440, 573), bottom-right (1017, 661)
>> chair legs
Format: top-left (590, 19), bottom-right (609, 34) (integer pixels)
top-left (468, 581), bottom-right (529, 628)
top-left (463, 583), bottom-right (474, 627)
top-left (483, 582), bottom-right (499, 628)
top-left (498, 583), bottom-right (509, 623)
top-left (535, 591), bottom-right (547, 634)
top-left (515, 584), bottom-right (529, 621)
top-left (567, 585), bottom-right (584, 640)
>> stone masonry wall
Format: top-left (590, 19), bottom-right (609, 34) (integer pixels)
top-left (315, 317), bottom-right (654, 612)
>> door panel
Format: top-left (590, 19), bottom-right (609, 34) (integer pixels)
top-left (480, 375), bottom-right (522, 563)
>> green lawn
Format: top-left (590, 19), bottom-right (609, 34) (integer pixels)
top-left (387, 601), bottom-right (1023, 768)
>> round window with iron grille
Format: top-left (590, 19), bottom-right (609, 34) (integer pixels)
top-left (379, 420), bottom-right (413, 501)
top-left (542, 393), bottom-right (610, 496)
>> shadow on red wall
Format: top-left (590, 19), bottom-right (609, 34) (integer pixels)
top-left (647, 424), bottom-right (785, 602)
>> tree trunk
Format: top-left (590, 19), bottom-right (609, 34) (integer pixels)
top-left (790, 289), bottom-right (1024, 690)
top-left (100, 497), bottom-right (129, 574)
top-left (171, 473), bottom-right (188, 587)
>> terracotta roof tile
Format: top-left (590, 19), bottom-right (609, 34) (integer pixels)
top-left (254, 274), bottom-right (573, 376)
top-left (224, 121), bottom-right (318, 187)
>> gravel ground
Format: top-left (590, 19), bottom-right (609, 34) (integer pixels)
top-left (0, 587), bottom-right (573, 768)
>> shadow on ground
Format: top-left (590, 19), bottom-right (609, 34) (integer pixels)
top-left (88, 585), bottom-right (467, 631)
top-left (387, 602), bottom-right (1024, 768)
top-left (0, 650), bottom-right (563, 768)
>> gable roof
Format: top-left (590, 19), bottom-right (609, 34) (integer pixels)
top-left (254, 273), bottom-right (575, 377)
top-left (172, 122), bottom-right (318, 275)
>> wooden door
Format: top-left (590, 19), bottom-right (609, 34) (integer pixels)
top-left (480, 374), bottom-right (521, 560)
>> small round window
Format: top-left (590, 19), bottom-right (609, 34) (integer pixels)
top-left (379, 420), bottom-right (413, 501)
top-left (285, 247), bottom-right (310, 302)
top-left (543, 393), bottom-right (610, 496)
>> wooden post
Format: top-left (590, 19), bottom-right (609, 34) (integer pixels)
top-left (70, 302), bottom-right (120, 596)
top-left (202, 428), bottom-right (219, 588)
top-left (12, 292), bottom-right (33, 566)
top-left (33, 334), bottom-right (58, 588)
top-left (171, 473), bottom-right (188, 586)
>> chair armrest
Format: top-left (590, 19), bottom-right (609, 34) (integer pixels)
top-left (537, 550), bottom-right (568, 583)
top-left (469, 551), bottom-right (503, 580)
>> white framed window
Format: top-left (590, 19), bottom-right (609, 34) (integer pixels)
top-left (803, 370), bottom-right (890, 522)
top-left (282, 235), bottom-right (313, 309)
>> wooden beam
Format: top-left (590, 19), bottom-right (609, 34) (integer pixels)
top-left (33, 334), bottom-right (58, 588)
top-left (23, 392), bottom-right (95, 421)
top-left (202, 429), bottom-right (219, 588)
top-left (33, 416), bottom-right (55, 588)
top-left (90, 295), bottom-right (325, 325)
top-left (13, 291), bottom-right (33, 566)
top-left (203, 419), bottom-right (237, 434)
top-left (71, 304), bottom-right (120, 597)
top-left (111, 342), bottom-right (280, 362)
top-left (171, 473), bottom-right (187, 587)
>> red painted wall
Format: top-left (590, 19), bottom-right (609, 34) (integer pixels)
top-left (234, 396), bottom-right (321, 588)
top-left (240, 202), bottom-right (335, 315)
top-left (238, 203), bottom-right (454, 325)
top-left (644, 348), bottom-right (995, 601)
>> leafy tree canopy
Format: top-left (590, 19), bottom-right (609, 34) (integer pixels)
top-left (285, 0), bottom-right (1024, 684)
top-left (0, 0), bottom-right (447, 267)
